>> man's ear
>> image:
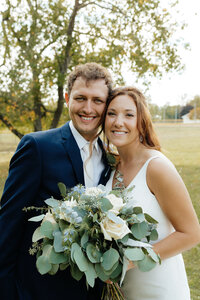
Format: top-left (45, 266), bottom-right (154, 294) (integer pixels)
top-left (65, 93), bottom-right (69, 105)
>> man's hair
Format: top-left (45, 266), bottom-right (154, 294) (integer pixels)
top-left (67, 62), bottom-right (113, 97)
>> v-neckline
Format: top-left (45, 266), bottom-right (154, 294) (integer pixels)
top-left (111, 156), bottom-right (159, 189)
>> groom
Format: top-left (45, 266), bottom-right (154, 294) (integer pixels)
top-left (0, 62), bottom-right (113, 300)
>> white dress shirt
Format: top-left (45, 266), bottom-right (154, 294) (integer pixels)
top-left (69, 121), bottom-right (104, 187)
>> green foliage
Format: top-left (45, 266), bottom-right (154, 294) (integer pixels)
top-left (0, 0), bottom-right (184, 136)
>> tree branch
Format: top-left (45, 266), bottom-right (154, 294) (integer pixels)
top-left (0, 113), bottom-right (23, 139)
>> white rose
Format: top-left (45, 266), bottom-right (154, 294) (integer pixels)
top-left (106, 194), bottom-right (124, 215)
top-left (85, 187), bottom-right (104, 197)
top-left (100, 216), bottom-right (131, 241)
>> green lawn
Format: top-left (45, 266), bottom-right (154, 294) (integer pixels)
top-left (0, 124), bottom-right (200, 299)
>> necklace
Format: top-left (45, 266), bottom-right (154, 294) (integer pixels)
top-left (113, 167), bottom-right (126, 190)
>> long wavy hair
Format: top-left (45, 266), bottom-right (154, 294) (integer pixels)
top-left (102, 86), bottom-right (161, 151)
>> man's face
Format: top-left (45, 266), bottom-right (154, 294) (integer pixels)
top-left (66, 77), bottom-right (108, 141)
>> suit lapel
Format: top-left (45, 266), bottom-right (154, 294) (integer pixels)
top-left (61, 122), bottom-right (85, 185)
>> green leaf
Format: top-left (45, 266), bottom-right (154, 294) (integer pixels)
top-left (71, 243), bottom-right (80, 262)
top-left (93, 213), bottom-right (98, 222)
top-left (103, 261), bottom-right (119, 275)
top-left (95, 263), bottom-right (109, 281)
top-left (133, 207), bottom-right (143, 214)
top-left (74, 245), bottom-right (89, 272)
top-left (124, 248), bottom-right (145, 261)
top-left (149, 229), bottom-right (158, 241)
top-left (71, 263), bottom-right (84, 281)
top-left (45, 198), bottom-right (60, 208)
top-left (110, 263), bottom-right (122, 279)
top-left (86, 243), bottom-right (102, 263)
top-left (99, 197), bottom-right (113, 212)
top-left (81, 232), bottom-right (89, 249)
top-left (144, 213), bottom-right (158, 224)
top-left (131, 221), bottom-right (149, 240)
top-left (29, 214), bottom-right (45, 222)
top-left (40, 220), bottom-right (53, 239)
top-left (107, 211), bottom-right (124, 224)
top-left (36, 244), bottom-right (52, 275)
top-left (147, 248), bottom-right (160, 263)
top-left (53, 230), bottom-right (64, 253)
top-left (58, 182), bottom-right (67, 198)
top-left (137, 255), bottom-right (157, 272)
top-left (49, 247), bottom-right (67, 264)
top-left (60, 263), bottom-right (69, 271)
top-left (32, 226), bottom-right (45, 242)
top-left (101, 248), bottom-right (119, 271)
top-left (85, 262), bottom-right (97, 287)
top-left (48, 264), bottom-right (59, 275)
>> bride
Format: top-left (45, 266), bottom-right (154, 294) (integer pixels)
top-left (102, 86), bottom-right (200, 300)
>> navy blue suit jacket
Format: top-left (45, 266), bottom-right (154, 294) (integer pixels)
top-left (0, 122), bottom-right (111, 300)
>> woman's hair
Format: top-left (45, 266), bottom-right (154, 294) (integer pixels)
top-left (102, 86), bottom-right (161, 151)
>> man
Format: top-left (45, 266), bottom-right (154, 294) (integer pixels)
top-left (0, 63), bottom-right (113, 300)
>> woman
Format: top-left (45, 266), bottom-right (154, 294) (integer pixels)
top-left (103, 86), bottom-right (200, 300)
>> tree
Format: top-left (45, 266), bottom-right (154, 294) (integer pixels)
top-left (180, 105), bottom-right (193, 117)
top-left (0, 0), bottom-right (184, 138)
top-left (189, 107), bottom-right (200, 120)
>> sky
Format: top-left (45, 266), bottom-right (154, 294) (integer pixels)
top-left (126, 0), bottom-right (200, 107)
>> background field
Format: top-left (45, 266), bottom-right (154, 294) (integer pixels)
top-left (0, 124), bottom-right (200, 299)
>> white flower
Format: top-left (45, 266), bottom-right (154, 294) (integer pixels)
top-left (106, 193), bottom-right (124, 215)
top-left (42, 212), bottom-right (57, 224)
top-left (63, 197), bottom-right (78, 208)
top-left (100, 216), bottom-right (131, 241)
top-left (84, 187), bottom-right (104, 197)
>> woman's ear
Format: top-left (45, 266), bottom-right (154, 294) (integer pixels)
top-left (65, 93), bottom-right (69, 105)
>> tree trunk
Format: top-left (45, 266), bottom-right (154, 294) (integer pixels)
top-left (50, 85), bottom-right (65, 128)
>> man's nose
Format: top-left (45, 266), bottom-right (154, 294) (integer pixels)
top-left (83, 100), bottom-right (93, 114)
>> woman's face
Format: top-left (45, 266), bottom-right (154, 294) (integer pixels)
top-left (105, 94), bottom-right (139, 148)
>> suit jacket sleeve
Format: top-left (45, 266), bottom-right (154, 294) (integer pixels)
top-left (0, 134), bottom-right (42, 299)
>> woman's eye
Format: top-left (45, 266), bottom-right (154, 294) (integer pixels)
top-left (127, 113), bottom-right (134, 117)
top-left (107, 111), bottom-right (115, 116)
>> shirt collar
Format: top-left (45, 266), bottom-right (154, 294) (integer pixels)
top-left (69, 121), bottom-right (100, 152)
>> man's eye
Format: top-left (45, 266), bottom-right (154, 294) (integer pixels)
top-left (94, 99), bottom-right (104, 103)
top-left (75, 97), bottom-right (84, 101)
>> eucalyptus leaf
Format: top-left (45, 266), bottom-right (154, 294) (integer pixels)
top-left (103, 261), bottom-right (119, 275)
top-left (124, 248), bottom-right (145, 261)
top-left (48, 264), bottom-right (59, 275)
top-left (29, 214), bottom-right (45, 222)
top-left (40, 220), bottom-right (53, 239)
top-left (81, 232), bottom-right (89, 249)
top-left (32, 226), bottom-right (45, 242)
top-left (107, 211), bottom-right (124, 225)
top-left (137, 255), bottom-right (157, 272)
top-left (149, 229), bottom-right (159, 241)
top-left (99, 197), bottom-right (113, 212)
top-left (144, 213), bottom-right (158, 224)
top-left (133, 207), bottom-right (143, 214)
top-left (131, 221), bottom-right (149, 240)
top-left (53, 230), bottom-right (64, 253)
top-left (71, 263), bottom-right (84, 281)
top-left (110, 263), bottom-right (122, 279)
top-left (101, 248), bottom-right (119, 271)
top-left (45, 198), bottom-right (60, 208)
top-left (86, 243), bottom-right (102, 263)
top-left (60, 263), bottom-right (69, 271)
top-left (74, 246), bottom-right (89, 272)
top-left (58, 182), bottom-right (67, 198)
top-left (71, 243), bottom-right (80, 262)
top-left (36, 244), bottom-right (52, 275)
top-left (95, 264), bottom-right (109, 281)
top-left (85, 262), bottom-right (97, 287)
top-left (49, 247), bottom-right (67, 264)
top-left (120, 256), bottom-right (129, 286)
top-left (147, 248), bottom-right (160, 263)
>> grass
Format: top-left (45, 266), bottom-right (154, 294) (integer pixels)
top-left (0, 124), bottom-right (200, 298)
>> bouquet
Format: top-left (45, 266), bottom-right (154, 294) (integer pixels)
top-left (27, 183), bottom-right (160, 299)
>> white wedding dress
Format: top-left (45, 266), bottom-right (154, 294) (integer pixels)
top-left (105, 155), bottom-right (191, 300)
